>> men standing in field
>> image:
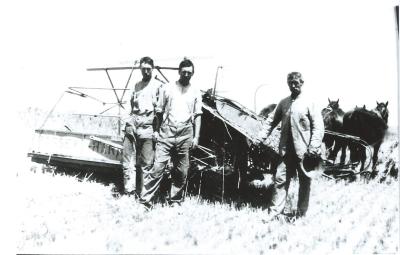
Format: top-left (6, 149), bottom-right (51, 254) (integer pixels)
top-left (261, 72), bottom-right (324, 221)
top-left (122, 56), bottom-right (162, 198)
top-left (140, 58), bottom-right (202, 207)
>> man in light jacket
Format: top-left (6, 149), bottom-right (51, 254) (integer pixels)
top-left (262, 72), bottom-right (324, 220)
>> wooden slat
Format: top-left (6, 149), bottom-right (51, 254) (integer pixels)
top-left (35, 129), bottom-right (122, 141)
top-left (90, 136), bottom-right (123, 150)
top-left (28, 152), bottom-right (121, 170)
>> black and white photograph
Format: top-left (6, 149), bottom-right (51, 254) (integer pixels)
top-left (6, 0), bottom-right (399, 254)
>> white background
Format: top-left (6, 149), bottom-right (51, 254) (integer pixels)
top-left (2, 0), bottom-right (399, 125)
top-left (1, 1), bottom-right (398, 252)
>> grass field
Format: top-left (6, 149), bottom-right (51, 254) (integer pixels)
top-left (16, 108), bottom-right (399, 254)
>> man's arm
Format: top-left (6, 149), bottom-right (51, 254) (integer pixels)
top-left (130, 93), bottom-right (135, 115)
top-left (152, 83), bottom-right (167, 141)
top-left (308, 102), bottom-right (325, 155)
top-left (264, 101), bottom-right (283, 137)
top-left (192, 114), bottom-right (201, 148)
top-left (191, 91), bottom-right (203, 149)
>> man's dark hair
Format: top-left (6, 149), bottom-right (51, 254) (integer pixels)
top-left (140, 56), bottom-right (154, 68)
top-left (178, 58), bottom-right (194, 74)
top-left (287, 72), bottom-right (304, 84)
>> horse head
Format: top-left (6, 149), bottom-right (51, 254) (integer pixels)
top-left (259, 104), bottom-right (277, 118)
top-left (328, 98), bottom-right (340, 110)
top-left (375, 101), bottom-right (389, 124)
top-left (323, 98), bottom-right (345, 130)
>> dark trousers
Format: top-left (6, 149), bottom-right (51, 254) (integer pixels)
top-left (269, 141), bottom-right (311, 217)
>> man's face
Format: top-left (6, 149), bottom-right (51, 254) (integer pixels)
top-left (288, 78), bottom-right (303, 96)
top-left (179, 66), bottom-right (194, 86)
top-left (140, 63), bottom-right (153, 81)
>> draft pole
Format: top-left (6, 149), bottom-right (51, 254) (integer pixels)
top-left (118, 106), bottom-right (121, 136)
top-left (222, 150), bottom-right (225, 203)
top-left (212, 66), bottom-right (223, 99)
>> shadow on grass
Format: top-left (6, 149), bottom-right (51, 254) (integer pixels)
top-left (186, 169), bottom-right (274, 209)
top-left (35, 164), bottom-right (275, 208)
top-left (36, 165), bottom-right (125, 196)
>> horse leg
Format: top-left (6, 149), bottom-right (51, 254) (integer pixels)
top-left (349, 142), bottom-right (359, 169)
top-left (372, 143), bottom-right (382, 174)
top-left (338, 138), bottom-right (347, 165)
top-left (325, 137), bottom-right (335, 163)
top-left (330, 138), bottom-right (342, 163)
top-left (359, 146), bottom-right (366, 172)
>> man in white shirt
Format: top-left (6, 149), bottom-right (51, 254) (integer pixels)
top-left (140, 59), bottom-right (202, 206)
top-left (122, 56), bottom-right (162, 198)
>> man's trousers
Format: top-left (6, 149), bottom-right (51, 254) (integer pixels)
top-left (141, 124), bottom-right (193, 203)
top-left (269, 151), bottom-right (311, 217)
top-left (122, 125), bottom-right (155, 196)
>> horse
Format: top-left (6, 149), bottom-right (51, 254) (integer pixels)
top-left (342, 101), bottom-right (389, 172)
top-left (259, 104), bottom-right (277, 119)
top-left (321, 98), bottom-right (346, 165)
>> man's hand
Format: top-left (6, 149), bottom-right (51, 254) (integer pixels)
top-left (152, 131), bottom-right (160, 143)
top-left (307, 146), bottom-right (321, 156)
top-left (257, 129), bottom-right (270, 144)
top-left (191, 136), bottom-right (199, 149)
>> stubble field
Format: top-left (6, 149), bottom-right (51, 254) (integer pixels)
top-left (16, 108), bottom-right (399, 254)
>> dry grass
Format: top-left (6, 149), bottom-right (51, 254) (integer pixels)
top-left (16, 107), bottom-right (400, 254)
top-left (16, 167), bottom-right (399, 254)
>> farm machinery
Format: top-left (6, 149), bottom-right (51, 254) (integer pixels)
top-left (27, 64), bottom-right (373, 202)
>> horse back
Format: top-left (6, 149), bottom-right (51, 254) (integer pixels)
top-left (343, 108), bottom-right (387, 144)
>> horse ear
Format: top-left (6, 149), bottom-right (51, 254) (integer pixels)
top-left (363, 105), bottom-right (366, 109)
top-left (328, 98), bottom-right (331, 103)
top-left (385, 101), bottom-right (388, 107)
top-left (376, 101), bottom-right (379, 106)
top-left (337, 99), bottom-right (339, 104)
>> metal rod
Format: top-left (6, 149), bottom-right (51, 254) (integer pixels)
top-left (253, 84), bottom-right (269, 113)
top-left (38, 91), bottom-right (66, 130)
top-left (118, 104), bottom-right (121, 136)
top-left (99, 104), bottom-right (118, 115)
top-left (197, 145), bottom-right (214, 153)
top-left (87, 66), bottom-right (178, 71)
top-left (154, 75), bottom-right (166, 84)
top-left (67, 88), bottom-right (109, 105)
top-left (105, 70), bottom-right (124, 109)
top-left (222, 152), bottom-right (225, 203)
top-left (156, 67), bottom-right (170, 83)
top-left (212, 66), bottom-right (223, 98)
top-left (190, 156), bottom-right (213, 167)
top-left (70, 113), bottom-right (121, 118)
top-left (120, 61), bottom-right (138, 103)
top-left (197, 171), bottom-right (204, 200)
top-left (155, 66), bottom-right (179, 70)
top-left (69, 87), bottom-right (129, 90)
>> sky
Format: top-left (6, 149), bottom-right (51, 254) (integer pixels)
top-left (2, 0), bottom-right (399, 126)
